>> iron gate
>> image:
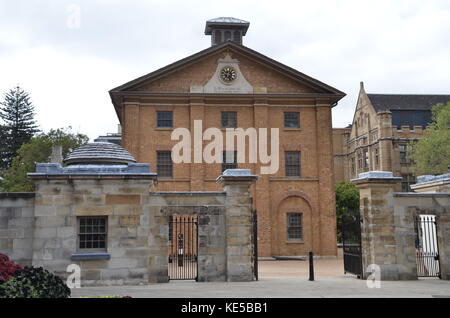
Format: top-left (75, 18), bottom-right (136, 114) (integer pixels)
top-left (168, 215), bottom-right (198, 281)
top-left (252, 210), bottom-right (258, 281)
top-left (415, 215), bottom-right (441, 278)
top-left (342, 212), bottom-right (363, 279)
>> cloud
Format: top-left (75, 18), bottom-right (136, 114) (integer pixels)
top-left (0, 0), bottom-right (449, 137)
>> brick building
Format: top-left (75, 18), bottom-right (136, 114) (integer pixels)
top-left (109, 18), bottom-right (345, 257)
top-left (333, 82), bottom-right (450, 191)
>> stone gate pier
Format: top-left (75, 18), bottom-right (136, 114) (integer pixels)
top-left (352, 171), bottom-right (450, 280)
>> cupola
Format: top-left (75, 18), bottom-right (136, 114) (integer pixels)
top-left (205, 17), bottom-right (250, 46)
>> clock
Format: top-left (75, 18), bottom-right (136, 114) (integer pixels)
top-left (220, 66), bottom-right (237, 83)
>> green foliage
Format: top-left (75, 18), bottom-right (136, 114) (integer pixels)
top-left (409, 102), bottom-right (450, 175)
top-left (335, 182), bottom-right (360, 242)
top-left (0, 267), bottom-right (70, 298)
top-left (0, 86), bottom-right (39, 170)
top-left (0, 127), bottom-right (89, 192)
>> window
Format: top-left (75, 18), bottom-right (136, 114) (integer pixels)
top-left (285, 151), bottom-right (301, 177)
top-left (284, 112), bottom-right (300, 128)
top-left (221, 111), bottom-right (237, 128)
top-left (287, 213), bottom-right (303, 241)
top-left (399, 145), bottom-right (409, 164)
top-left (157, 111), bottom-right (173, 128)
top-left (351, 157), bottom-right (355, 176)
top-left (233, 30), bottom-right (241, 44)
top-left (222, 151), bottom-right (237, 172)
top-left (364, 150), bottom-right (369, 169)
top-left (224, 31), bottom-right (231, 41)
top-left (401, 174), bottom-right (416, 192)
top-left (374, 148), bottom-right (379, 166)
top-left (357, 151), bottom-right (362, 169)
top-left (214, 30), bottom-right (222, 45)
top-left (78, 216), bottom-right (107, 251)
top-left (157, 151), bottom-right (173, 178)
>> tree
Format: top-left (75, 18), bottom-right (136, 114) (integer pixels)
top-left (335, 181), bottom-right (360, 243)
top-left (409, 102), bottom-right (450, 175)
top-left (0, 86), bottom-right (39, 170)
top-left (0, 128), bottom-right (89, 192)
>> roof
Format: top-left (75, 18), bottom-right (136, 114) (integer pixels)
top-left (109, 41), bottom-right (346, 122)
top-left (205, 17), bottom-right (250, 35)
top-left (64, 142), bottom-right (136, 165)
top-left (367, 94), bottom-right (450, 112)
top-left (207, 17), bottom-right (249, 24)
top-left (94, 134), bottom-right (122, 146)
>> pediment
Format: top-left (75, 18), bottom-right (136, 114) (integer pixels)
top-left (111, 42), bottom-right (344, 96)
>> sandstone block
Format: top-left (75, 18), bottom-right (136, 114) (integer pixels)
top-left (75, 205), bottom-right (113, 216)
top-left (106, 194), bottom-right (141, 205)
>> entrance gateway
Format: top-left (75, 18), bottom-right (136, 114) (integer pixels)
top-left (342, 212), bottom-right (443, 280)
top-left (415, 215), bottom-right (441, 278)
top-left (168, 216), bottom-right (199, 281)
top-left (341, 212), bottom-right (363, 279)
top-left (167, 211), bottom-right (259, 281)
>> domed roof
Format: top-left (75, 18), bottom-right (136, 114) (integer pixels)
top-left (64, 142), bottom-right (136, 165)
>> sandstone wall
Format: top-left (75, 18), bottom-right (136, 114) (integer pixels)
top-left (0, 193), bottom-right (35, 266)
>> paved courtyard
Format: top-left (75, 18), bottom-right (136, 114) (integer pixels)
top-left (71, 256), bottom-right (450, 298)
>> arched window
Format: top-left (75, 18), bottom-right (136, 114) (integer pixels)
top-left (214, 30), bottom-right (222, 45)
top-left (224, 31), bottom-right (231, 41)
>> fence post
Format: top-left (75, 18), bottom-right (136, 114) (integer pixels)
top-left (309, 251), bottom-right (314, 281)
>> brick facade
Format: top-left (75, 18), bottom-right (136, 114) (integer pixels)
top-left (111, 41), bottom-right (345, 257)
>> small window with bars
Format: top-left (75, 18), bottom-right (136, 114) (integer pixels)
top-left (287, 213), bottom-right (303, 241)
top-left (157, 111), bottom-right (173, 128)
top-left (284, 112), bottom-right (300, 128)
top-left (221, 112), bottom-right (237, 128)
top-left (78, 217), bottom-right (107, 251)
top-left (157, 151), bottom-right (173, 178)
top-left (285, 151), bottom-right (301, 177)
top-left (222, 151), bottom-right (237, 172)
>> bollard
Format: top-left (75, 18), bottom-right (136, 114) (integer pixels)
top-left (309, 251), bottom-right (314, 281)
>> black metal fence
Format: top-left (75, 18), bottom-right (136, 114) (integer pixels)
top-left (252, 210), bottom-right (258, 281)
top-left (342, 212), bottom-right (363, 279)
top-left (415, 215), bottom-right (441, 278)
top-left (168, 216), bottom-right (198, 281)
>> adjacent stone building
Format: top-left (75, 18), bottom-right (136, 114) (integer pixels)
top-left (334, 82), bottom-right (450, 191)
top-left (109, 17), bottom-right (346, 258)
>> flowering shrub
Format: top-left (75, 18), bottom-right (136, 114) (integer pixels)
top-left (0, 254), bottom-right (23, 283)
top-left (0, 266), bottom-right (71, 298)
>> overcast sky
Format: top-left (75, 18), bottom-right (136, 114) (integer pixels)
top-left (1, 0), bottom-right (449, 141)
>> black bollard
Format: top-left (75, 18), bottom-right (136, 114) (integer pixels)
top-left (309, 251), bottom-right (314, 281)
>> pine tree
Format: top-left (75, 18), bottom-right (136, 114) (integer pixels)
top-left (0, 86), bottom-right (39, 170)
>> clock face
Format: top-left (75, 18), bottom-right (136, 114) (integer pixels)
top-left (220, 66), bottom-right (237, 83)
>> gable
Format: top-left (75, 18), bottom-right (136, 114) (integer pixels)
top-left (111, 42), bottom-right (344, 95)
top-left (135, 50), bottom-right (320, 94)
top-left (350, 86), bottom-right (378, 140)
top-left (110, 42), bottom-right (345, 122)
